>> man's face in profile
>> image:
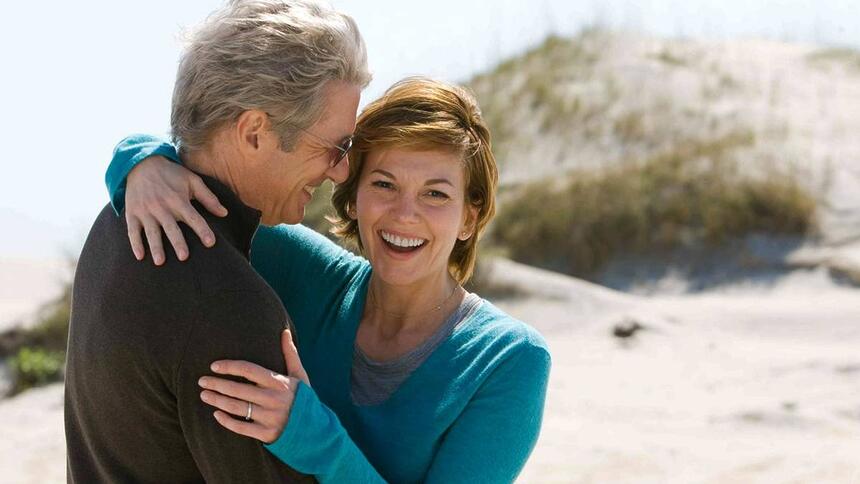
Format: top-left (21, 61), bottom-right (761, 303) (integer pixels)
top-left (251, 80), bottom-right (361, 226)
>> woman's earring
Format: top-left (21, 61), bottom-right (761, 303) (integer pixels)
top-left (348, 207), bottom-right (357, 219)
top-left (459, 230), bottom-right (471, 240)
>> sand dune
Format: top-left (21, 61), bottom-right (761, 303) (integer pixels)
top-left (0, 257), bottom-right (68, 333)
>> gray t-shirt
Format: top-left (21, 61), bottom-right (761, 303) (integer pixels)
top-left (351, 293), bottom-right (483, 406)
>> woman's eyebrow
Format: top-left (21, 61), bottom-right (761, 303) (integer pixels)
top-left (370, 169), bottom-right (454, 187)
top-left (425, 178), bottom-right (454, 187)
top-left (371, 169), bottom-right (396, 179)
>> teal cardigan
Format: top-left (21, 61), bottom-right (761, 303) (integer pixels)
top-left (106, 135), bottom-right (551, 483)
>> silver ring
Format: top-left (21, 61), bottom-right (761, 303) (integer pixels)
top-left (245, 401), bottom-right (253, 422)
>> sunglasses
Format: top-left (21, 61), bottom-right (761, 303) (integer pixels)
top-left (302, 129), bottom-right (353, 168)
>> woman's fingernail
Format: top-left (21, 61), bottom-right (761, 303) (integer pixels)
top-left (198, 377), bottom-right (207, 387)
top-left (200, 391), bottom-right (210, 402)
top-left (211, 362), bottom-right (221, 372)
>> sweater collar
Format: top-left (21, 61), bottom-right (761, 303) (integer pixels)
top-left (196, 174), bottom-right (262, 258)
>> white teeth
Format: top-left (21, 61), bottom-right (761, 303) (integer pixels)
top-left (381, 231), bottom-right (426, 248)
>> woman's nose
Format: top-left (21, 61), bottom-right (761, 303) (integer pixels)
top-left (390, 194), bottom-right (420, 222)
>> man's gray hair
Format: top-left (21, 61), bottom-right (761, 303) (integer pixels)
top-left (171, 0), bottom-right (371, 152)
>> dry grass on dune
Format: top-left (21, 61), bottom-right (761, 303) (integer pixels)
top-left (489, 131), bottom-right (818, 278)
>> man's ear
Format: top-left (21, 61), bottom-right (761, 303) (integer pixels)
top-left (458, 203), bottom-right (479, 241)
top-left (234, 109), bottom-right (270, 155)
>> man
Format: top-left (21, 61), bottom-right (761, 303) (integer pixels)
top-left (65, 1), bottom-right (370, 482)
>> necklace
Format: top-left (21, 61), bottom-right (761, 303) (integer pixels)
top-left (368, 282), bottom-right (463, 319)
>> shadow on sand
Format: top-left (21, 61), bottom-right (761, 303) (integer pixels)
top-left (593, 234), bottom-right (842, 294)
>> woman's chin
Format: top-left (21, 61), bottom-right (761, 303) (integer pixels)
top-left (370, 265), bottom-right (421, 287)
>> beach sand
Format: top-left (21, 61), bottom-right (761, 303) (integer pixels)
top-left (497, 260), bottom-right (860, 483)
top-left (2, 258), bottom-right (859, 483)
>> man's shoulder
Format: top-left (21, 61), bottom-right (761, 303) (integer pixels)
top-left (74, 204), bottom-right (286, 345)
top-left (77, 204), bottom-right (259, 296)
top-left (86, 203), bottom-right (247, 265)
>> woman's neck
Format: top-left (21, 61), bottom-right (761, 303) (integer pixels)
top-left (363, 272), bottom-right (462, 339)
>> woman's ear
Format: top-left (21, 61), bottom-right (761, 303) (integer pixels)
top-left (458, 204), bottom-right (479, 241)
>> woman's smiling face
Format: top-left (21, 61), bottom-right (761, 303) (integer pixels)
top-left (354, 147), bottom-right (477, 287)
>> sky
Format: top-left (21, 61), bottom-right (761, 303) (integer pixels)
top-left (1, 0), bottom-right (858, 259)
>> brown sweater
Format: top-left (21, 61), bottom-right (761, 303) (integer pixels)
top-left (65, 176), bottom-right (313, 483)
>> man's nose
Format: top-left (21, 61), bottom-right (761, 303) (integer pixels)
top-left (327, 156), bottom-right (349, 184)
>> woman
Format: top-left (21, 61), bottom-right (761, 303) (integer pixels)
top-left (106, 78), bottom-right (550, 483)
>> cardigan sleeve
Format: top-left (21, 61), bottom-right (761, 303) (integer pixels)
top-left (265, 382), bottom-right (387, 483)
top-left (423, 344), bottom-right (552, 483)
top-left (250, 224), bottom-right (367, 340)
top-left (105, 134), bottom-right (181, 214)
